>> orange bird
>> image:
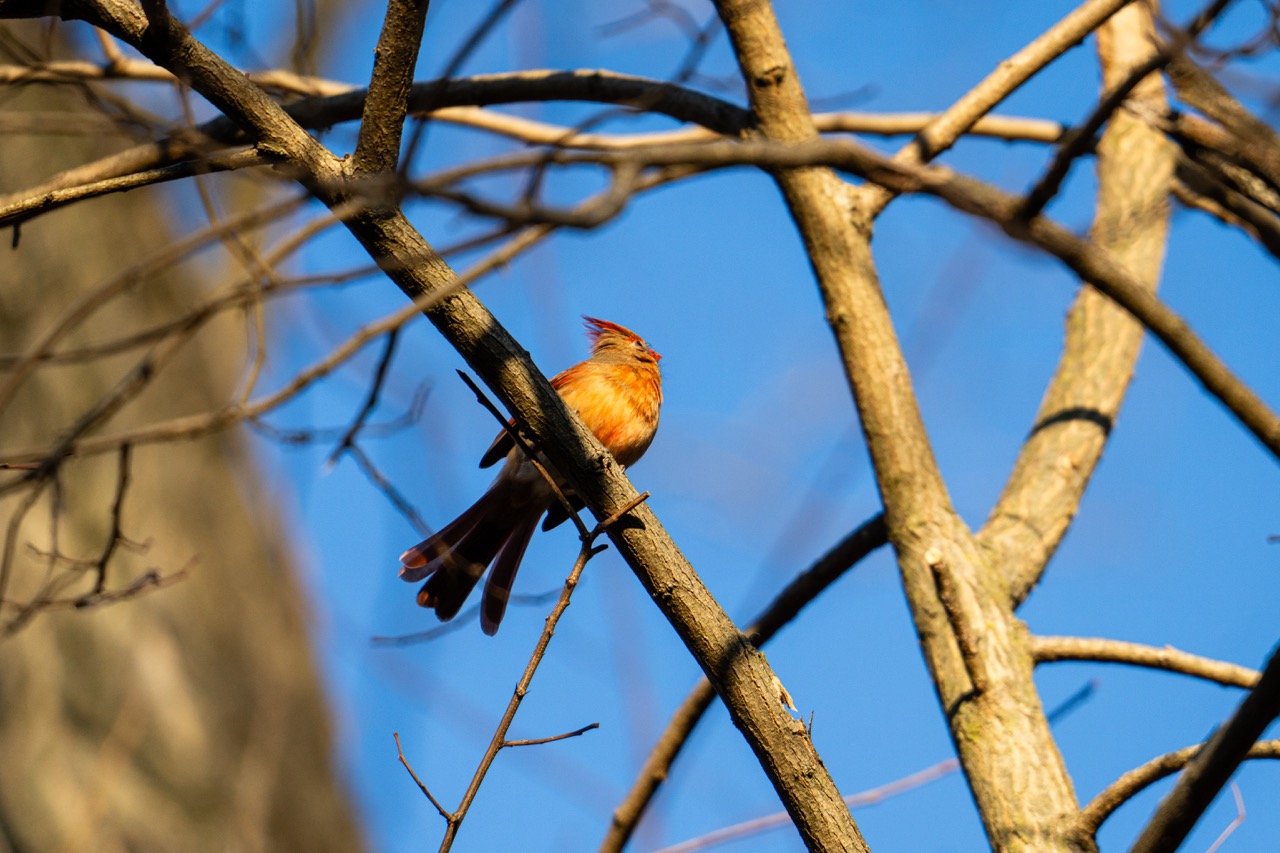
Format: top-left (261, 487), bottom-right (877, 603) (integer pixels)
top-left (398, 317), bottom-right (663, 635)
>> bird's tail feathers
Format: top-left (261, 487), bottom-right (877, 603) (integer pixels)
top-left (479, 510), bottom-right (540, 635)
top-left (399, 479), bottom-right (522, 623)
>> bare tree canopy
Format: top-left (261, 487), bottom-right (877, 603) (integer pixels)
top-left (1, 0), bottom-right (1278, 851)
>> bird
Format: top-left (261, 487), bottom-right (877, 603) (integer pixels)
top-left (398, 316), bottom-right (663, 635)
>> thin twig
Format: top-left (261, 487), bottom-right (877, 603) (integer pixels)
top-left (504, 722), bottom-right (599, 747)
top-left (346, 443), bottom-right (433, 539)
top-left (71, 564), bottom-right (189, 610)
top-left (88, 444), bottom-right (132, 596)
top-left (455, 369), bottom-right (589, 538)
top-left (370, 590), bottom-right (559, 646)
top-left (1203, 782), bottom-right (1245, 853)
top-left (592, 491), bottom-right (650, 534)
top-left (326, 329), bottom-right (401, 468)
top-left (0, 482), bottom-right (52, 629)
top-left (393, 732), bottom-right (450, 819)
top-left (434, 538), bottom-right (607, 851)
top-left (4, 563), bottom-right (190, 637)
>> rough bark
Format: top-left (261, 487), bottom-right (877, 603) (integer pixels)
top-left (981, 0), bottom-right (1173, 604)
top-left (711, 0), bottom-right (1093, 849)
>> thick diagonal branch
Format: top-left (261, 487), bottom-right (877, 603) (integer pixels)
top-left (601, 514), bottom-right (888, 853)
top-left (58, 0), bottom-right (870, 846)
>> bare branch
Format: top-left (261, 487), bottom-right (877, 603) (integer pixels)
top-left (504, 722), bottom-right (599, 748)
top-left (326, 329), bottom-right (402, 467)
top-left (88, 444), bottom-right (132, 596)
top-left (1129, 642), bottom-right (1280, 853)
top-left (7, 322), bottom-right (201, 496)
top-left (0, 46), bottom-right (1068, 145)
top-left (1018, 0), bottom-right (1234, 221)
top-left (352, 0), bottom-right (428, 176)
top-left (0, 482), bottom-right (49, 626)
top-left (436, 537), bottom-right (606, 851)
top-left (1166, 53), bottom-right (1280, 193)
top-left (940, 175), bottom-right (1280, 465)
top-left (393, 732), bottom-right (450, 819)
top-left (369, 590), bottom-right (558, 646)
top-left (68, 564), bottom-right (188, 611)
top-left (1032, 636), bottom-right (1260, 688)
top-left (0, 225), bottom-right (553, 472)
top-left (0, 62), bottom-right (1064, 234)
top-left (0, 194), bottom-right (303, 420)
top-left (1174, 155), bottom-right (1280, 260)
top-left (1078, 739), bottom-right (1280, 837)
top-left (861, 0), bottom-right (1135, 217)
top-left (398, 0), bottom-right (524, 169)
top-left (0, 54), bottom-right (173, 83)
top-left (345, 443), bottom-right (433, 540)
top-left (1204, 783), bottom-right (1245, 853)
top-left (83, 0), bottom-right (333, 172)
top-left (713, 0), bottom-right (1089, 846)
top-left (982, 0), bottom-right (1173, 603)
top-left (601, 513), bottom-right (887, 852)
top-left (650, 680), bottom-right (1101, 853)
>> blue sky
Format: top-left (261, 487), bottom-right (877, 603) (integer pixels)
top-left (210, 0), bottom-right (1280, 849)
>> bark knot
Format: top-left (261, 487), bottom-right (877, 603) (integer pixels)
top-left (753, 64), bottom-right (787, 89)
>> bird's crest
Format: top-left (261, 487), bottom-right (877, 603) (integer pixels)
top-left (583, 316), bottom-right (637, 344)
top-left (583, 316), bottom-right (661, 360)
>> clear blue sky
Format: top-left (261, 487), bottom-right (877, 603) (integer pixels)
top-left (221, 0), bottom-right (1280, 849)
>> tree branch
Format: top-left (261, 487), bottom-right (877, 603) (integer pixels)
top-left (1129, 642), bottom-right (1280, 853)
top-left (712, 0), bottom-right (1095, 848)
top-left (1032, 635), bottom-right (1260, 688)
top-left (352, 0), bottom-right (428, 176)
top-left (861, 0), bottom-right (1134, 217)
top-left (0, 223), bottom-right (552, 475)
top-left (60, 2), bottom-right (874, 845)
top-left (601, 513), bottom-right (888, 852)
top-left (1174, 154), bottom-right (1280, 261)
top-left (1166, 53), bottom-right (1280, 194)
top-left (981, 0), bottom-right (1173, 604)
top-left (1078, 739), bottom-right (1280, 837)
top-left (435, 536), bottom-right (607, 851)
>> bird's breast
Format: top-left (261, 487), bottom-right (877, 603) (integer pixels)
top-left (558, 363), bottom-right (662, 468)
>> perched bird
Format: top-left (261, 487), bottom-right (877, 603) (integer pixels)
top-left (398, 317), bottom-right (663, 635)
